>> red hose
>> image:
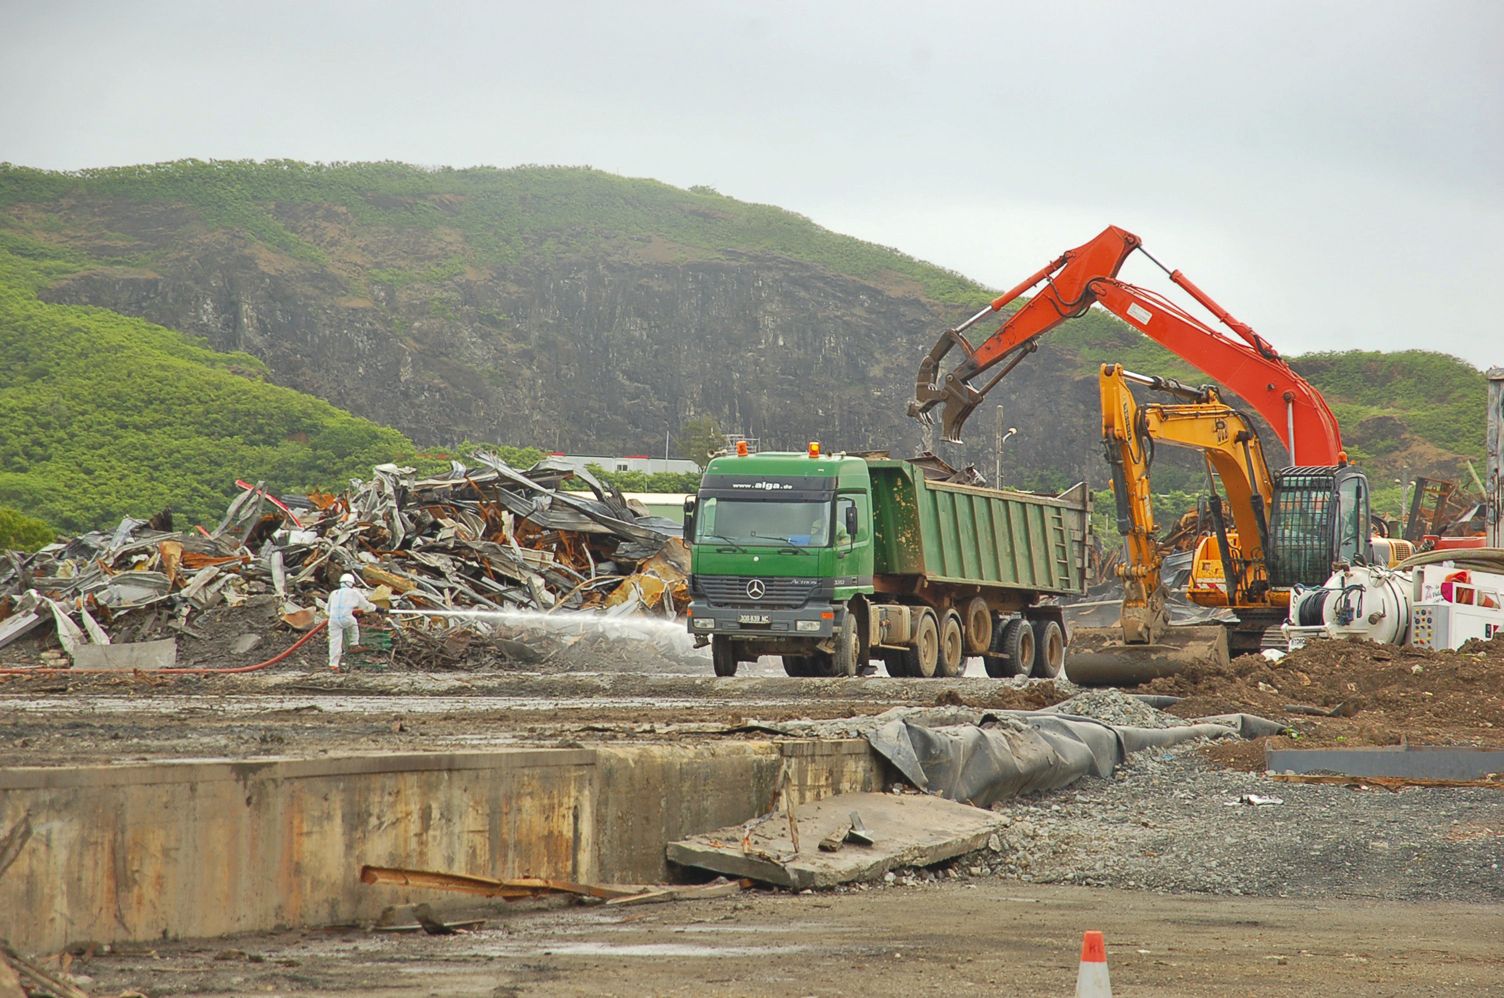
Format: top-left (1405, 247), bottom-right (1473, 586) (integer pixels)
top-left (0, 620), bottom-right (329, 676)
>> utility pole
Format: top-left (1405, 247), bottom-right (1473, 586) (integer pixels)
top-left (994, 406), bottom-right (1017, 487)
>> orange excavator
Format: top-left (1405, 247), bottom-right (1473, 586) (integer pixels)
top-left (908, 224), bottom-right (1343, 466)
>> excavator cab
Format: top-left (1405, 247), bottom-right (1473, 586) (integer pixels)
top-left (1267, 465), bottom-right (1372, 589)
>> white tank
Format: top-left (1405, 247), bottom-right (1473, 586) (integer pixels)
top-left (1287, 566), bottom-right (1412, 645)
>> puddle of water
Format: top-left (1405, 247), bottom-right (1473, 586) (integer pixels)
top-left (410, 939), bottom-right (811, 960)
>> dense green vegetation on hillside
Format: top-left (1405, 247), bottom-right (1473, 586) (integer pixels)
top-left (0, 506), bottom-right (54, 551)
top-left (0, 160), bottom-right (987, 305)
top-left (0, 240), bottom-right (415, 532)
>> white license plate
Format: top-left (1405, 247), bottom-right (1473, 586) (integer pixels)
top-left (738, 614), bottom-right (771, 624)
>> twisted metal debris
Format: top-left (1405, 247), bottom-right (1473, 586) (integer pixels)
top-left (0, 454), bottom-right (689, 668)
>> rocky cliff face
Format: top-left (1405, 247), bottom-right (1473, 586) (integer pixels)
top-left (39, 219), bottom-right (1109, 487)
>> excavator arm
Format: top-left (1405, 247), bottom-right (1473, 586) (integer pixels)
top-left (909, 226), bottom-right (1343, 465)
top-left (1099, 363), bottom-right (1275, 644)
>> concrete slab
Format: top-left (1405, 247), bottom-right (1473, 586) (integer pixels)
top-left (1266, 745), bottom-right (1504, 780)
top-left (71, 638), bottom-right (177, 669)
top-left (666, 790), bottom-right (1001, 890)
top-left (0, 739), bottom-right (886, 953)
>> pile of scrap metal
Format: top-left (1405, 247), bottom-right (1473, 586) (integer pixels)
top-left (0, 452), bottom-right (689, 669)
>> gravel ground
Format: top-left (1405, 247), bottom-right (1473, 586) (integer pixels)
top-left (953, 742), bottom-right (1504, 903)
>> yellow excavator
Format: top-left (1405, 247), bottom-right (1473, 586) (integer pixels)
top-left (1067, 364), bottom-right (1412, 683)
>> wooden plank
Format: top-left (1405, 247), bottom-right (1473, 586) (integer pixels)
top-left (358, 865), bottom-right (642, 901)
top-left (603, 879), bottom-right (750, 907)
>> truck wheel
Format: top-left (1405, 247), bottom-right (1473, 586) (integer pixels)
top-left (988, 619), bottom-right (1035, 678)
top-left (711, 636), bottom-right (738, 677)
top-left (782, 655), bottom-right (813, 677)
top-left (1030, 619), bottom-right (1065, 678)
top-left (983, 618), bottom-right (1022, 677)
top-left (901, 609), bottom-right (940, 678)
top-left (962, 598), bottom-right (992, 655)
top-left (937, 610), bottom-right (966, 677)
top-left (881, 650), bottom-right (910, 677)
top-left (831, 613), bottom-right (861, 677)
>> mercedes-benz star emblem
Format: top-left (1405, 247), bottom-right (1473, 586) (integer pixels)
top-left (745, 579), bottom-right (766, 600)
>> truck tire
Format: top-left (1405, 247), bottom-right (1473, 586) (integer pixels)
top-left (880, 650), bottom-right (910, 677)
top-left (1030, 619), bottom-right (1065, 678)
top-left (901, 609), bottom-right (940, 678)
top-left (987, 618), bottom-right (1035, 678)
top-left (782, 655), bottom-right (814, 677)
top-left (831, 613), bottom-right (861, 677)
top-left (962, 598), bottom-right (992, 655)
top-left (982, 617), bottom-right (1022, 677)
top-left (712, 636), bottom-right (738, 677)
top-left (937, 609), bottom-right (966, 677)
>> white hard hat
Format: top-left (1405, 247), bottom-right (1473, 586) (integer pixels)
top-left (339, 573), bottom-right (357, 587)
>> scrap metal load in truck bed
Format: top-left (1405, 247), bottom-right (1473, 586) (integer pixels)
top-left (685, 445), bottom-right (1089, 679)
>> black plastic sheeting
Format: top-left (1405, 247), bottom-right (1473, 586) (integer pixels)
top-left (759, 706), bottom-right (1285, 809)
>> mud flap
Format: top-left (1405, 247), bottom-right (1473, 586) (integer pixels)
top-left (1063, 625), bottom-right (1229, 686)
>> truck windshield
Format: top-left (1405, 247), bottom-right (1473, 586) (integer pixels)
top-left (695, 498), bottom-right (832, 547)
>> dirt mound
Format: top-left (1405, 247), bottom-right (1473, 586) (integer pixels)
top-left (1146, 635), bottom-right (1504, 755)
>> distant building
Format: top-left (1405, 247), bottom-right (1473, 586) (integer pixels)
top-left (549, 454), bottom-right (701, 475)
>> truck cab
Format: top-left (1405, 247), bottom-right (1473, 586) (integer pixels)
top-left (685, 446), bottom-right (874, 675)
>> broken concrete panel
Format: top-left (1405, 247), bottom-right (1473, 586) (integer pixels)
top-left (71, 638), bottom-right (178, 670)
top-left (666, 790), bottom-right (1001, 890)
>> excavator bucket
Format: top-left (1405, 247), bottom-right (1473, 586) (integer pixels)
top-left (1063, 624), bottom-right (1229, 686)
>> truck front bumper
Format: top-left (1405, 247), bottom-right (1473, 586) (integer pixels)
top-left (687, 601), bottom-right (838, 642)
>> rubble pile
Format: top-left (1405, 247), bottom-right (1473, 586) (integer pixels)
top-left (0, 453), bottom-right (691, 670)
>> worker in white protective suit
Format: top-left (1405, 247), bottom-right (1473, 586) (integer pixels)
top-left (327, 572), bottom-right (377, 672)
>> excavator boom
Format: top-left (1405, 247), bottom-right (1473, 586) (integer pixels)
top-left (909, 226), bottom-right (1344, 465)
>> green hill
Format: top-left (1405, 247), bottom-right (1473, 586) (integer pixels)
top-left (0, 230), bottom-right (412, 532)
top-left (0, 160), bottom-right (1488, 532)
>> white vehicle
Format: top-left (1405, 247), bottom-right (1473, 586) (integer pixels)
top-left (1283, 561), bottom-right (1504, 651)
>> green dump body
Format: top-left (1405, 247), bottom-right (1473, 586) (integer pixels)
top-left (866, 460), bottom-right (1087, 597)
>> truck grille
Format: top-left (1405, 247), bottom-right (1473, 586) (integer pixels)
top-left (694, 575), bottom-right (824, 609)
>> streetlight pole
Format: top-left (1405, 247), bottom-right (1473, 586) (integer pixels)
top-left (994, 406), bottom-right (1017, 487)
top-left (995, 406), bottom-right (1003, 486)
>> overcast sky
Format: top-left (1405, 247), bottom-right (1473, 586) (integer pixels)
top-left (5, 1), bottom-right (1501, 368)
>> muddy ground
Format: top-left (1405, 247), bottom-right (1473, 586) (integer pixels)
top-left (62, 882), bottom-right (1504, 997)
top-left (4, 631), bottom-right (1502, 766)
top-left (6, 629), bottom-right (1502, 994)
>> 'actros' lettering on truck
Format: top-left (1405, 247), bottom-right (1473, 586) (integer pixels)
top-left (730, 481), bottom-right (795, 491)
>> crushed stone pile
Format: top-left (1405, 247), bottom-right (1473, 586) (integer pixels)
top-left (1051, 689), bottom-right (1190, 728)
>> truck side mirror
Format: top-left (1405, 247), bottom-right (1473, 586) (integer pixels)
top-left (845, 504), bottom-right (858, 539)
top-left (683, 497), bottom-right (697, 541)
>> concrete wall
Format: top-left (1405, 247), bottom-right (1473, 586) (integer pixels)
top-left (0, 740), bottom-right (884, 953)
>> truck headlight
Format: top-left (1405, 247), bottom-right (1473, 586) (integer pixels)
top-left (796, 619), bottom-right (821, 632)
top-left (693, 618), bottom-right (715, 630)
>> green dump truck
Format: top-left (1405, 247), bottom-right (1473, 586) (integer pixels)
top-left (685, 447), bottom-right (1089, 678)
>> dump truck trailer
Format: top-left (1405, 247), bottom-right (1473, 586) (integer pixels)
top-left (685, 447), bottom-right (1089, 678)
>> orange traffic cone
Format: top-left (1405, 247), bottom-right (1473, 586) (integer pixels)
top-left (1075, 930), bottom-right (1111, 997)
